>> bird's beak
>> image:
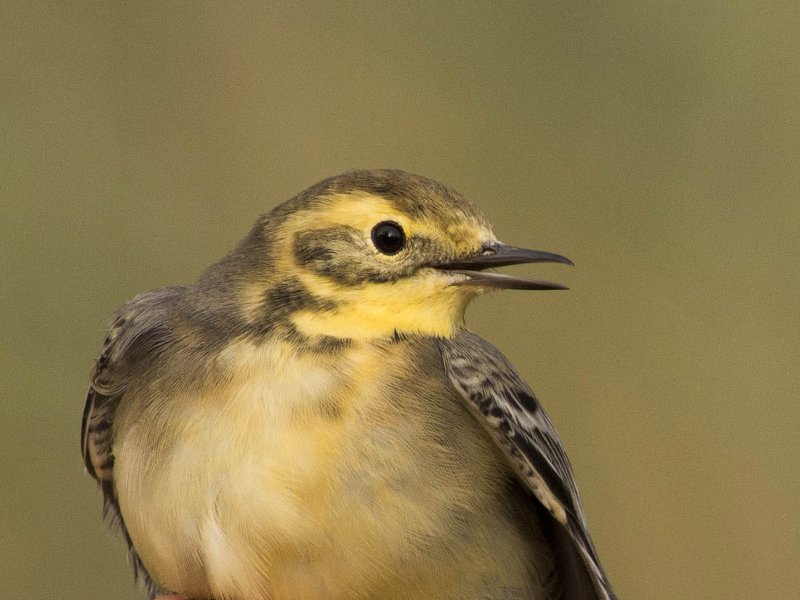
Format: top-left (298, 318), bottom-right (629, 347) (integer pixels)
top-left (435, 242), bottom-right (573, 290)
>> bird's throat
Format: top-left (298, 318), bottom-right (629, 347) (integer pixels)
top-left (290, 276), bottom-right (475, 340)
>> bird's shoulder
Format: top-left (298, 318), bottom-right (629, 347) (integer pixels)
top-left (437, 330), bottom-right (615, 600)
top-left (81, 285), bottom-right (187, 480)
top-left (436, 331), bottom-right (576, 516)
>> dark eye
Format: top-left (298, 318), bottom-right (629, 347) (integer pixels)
top-left (371, 221), bottom-right (406, 255)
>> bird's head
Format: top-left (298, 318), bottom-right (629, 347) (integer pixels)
top-left (227, 170), bottom-right (572, 341)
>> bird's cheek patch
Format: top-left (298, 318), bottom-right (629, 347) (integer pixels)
top-left (293, 228), bottom-right (355, 269)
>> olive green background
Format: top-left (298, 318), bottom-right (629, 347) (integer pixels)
top-left (2, 2), bottom-right (798, 599)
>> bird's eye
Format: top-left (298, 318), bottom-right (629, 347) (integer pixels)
top-left (371, 221), bottom-right (406, 255)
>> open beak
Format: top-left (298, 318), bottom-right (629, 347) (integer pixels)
top-left (435, 242), bottom-right (573, 290)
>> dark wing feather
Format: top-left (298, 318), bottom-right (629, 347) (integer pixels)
top-left (81, 286), bottom-right (185, 600)
top-left (439, 331), bottom-right (616, 600)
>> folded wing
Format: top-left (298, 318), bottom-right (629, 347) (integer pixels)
top-left (439, 331), bottom-right (615, 600)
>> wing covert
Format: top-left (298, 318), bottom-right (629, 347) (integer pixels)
top-left (439, 331), bottom-right (615, 600)
top-left (80, 286), bottom-right (185, 600)
top-left (81, 286), bottom-right (184, 481)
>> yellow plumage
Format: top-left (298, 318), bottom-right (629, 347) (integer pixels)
top-left (114, 339), bottom-right (540, 598)
top-left (82, 169), bottom-right (614, 599)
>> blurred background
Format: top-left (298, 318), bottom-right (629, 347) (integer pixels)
top-left (2, 2), bottom-right (798, 599)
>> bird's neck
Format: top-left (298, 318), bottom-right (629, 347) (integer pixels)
top-left (290, 294), bottom-right (466, 340)
top-left (237, 272), bottom-right (474, 341)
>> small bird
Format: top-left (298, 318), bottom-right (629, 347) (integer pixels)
top-left (82, 170), bottom-right (615, 600)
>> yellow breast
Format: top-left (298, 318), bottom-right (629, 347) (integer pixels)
top-left (113, 337), bottom-right (541, 600)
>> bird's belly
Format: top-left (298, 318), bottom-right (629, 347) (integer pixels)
top-left (114, 341), bottom-right (540, 599)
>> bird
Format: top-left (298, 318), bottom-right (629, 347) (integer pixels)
top-left (82, 169), bottom-right (616, 600)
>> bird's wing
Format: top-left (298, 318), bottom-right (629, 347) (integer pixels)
top-left (439, 330), bottom-right (615, 600)
top-left (81, 286), bottom-right (185, 599)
